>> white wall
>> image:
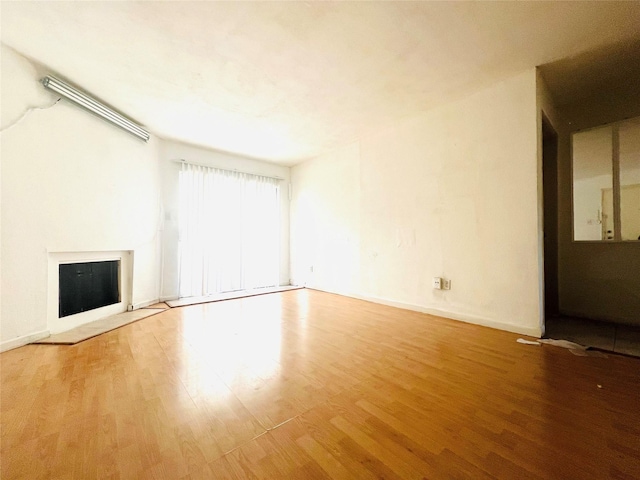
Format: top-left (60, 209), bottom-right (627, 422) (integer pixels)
top-left (292, 69), bottom-right (542, 336)
top-left (291, 143), bottom-right (360, 295)
top-left (1, 45), bottom-right (161, 348)
top-left (158, 140), bottom-right (291, 300)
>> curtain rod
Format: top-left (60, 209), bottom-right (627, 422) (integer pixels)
top-left (172, 159), bottom-right (285, 181)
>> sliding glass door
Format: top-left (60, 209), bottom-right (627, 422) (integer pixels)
top-left (178, 162), bottom-right (280, 298)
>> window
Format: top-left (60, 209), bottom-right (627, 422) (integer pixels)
top-left (178, 162), bottom-right (281, 297)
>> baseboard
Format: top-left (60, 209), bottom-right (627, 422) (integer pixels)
top-left (130, 298), bottom-right (161, 310)
top-left (1, 330), bottom-right (51, 352)
top-left (307, 287), bottom-right (542, 338)
top-left (166, 285), bottom-right (304, 308)
top-left (160, 295), bottom-right (179, 302)
top-left (160, 286), bottom-right (301, 306)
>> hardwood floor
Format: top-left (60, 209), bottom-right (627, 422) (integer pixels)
top-left (2, 289), bottom-right (639, 479)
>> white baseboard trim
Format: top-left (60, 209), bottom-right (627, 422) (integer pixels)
top-left (307, 287), bottom-right (542, 338)
top-left (130, 298), bottom-right (161, 310)
top-left (160, 295), bottom-right (179, 302)
top-left (1, 330), bottom-right (51, 352)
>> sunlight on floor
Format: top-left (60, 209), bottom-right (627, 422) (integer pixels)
top-left (180, 296), bottom-right (284, 399)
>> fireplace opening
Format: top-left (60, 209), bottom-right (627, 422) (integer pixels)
top-left (59, 260), bottom-right (120, 318)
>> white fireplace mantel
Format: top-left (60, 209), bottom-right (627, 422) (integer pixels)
top-left (47, 250), bottom-right (133, 334)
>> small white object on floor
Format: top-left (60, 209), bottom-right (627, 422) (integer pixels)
top-left (538, 338), bottom-right (608, 357)
top-left (538, 338), bottom-right (586, 350)
top-left (517, 338), bottom-right (541, 346)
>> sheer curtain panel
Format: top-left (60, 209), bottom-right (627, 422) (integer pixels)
top-left (178, 162), bottom-right (280, 298)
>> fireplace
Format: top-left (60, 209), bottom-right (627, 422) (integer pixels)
top-left (48, 251), bottom-right (132, 334)
top-left (59, 260), bottom-right (120, 317)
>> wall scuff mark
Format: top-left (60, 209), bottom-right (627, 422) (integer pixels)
top-left (0, 97), bottom-right (60, 134)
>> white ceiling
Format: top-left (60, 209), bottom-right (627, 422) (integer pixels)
top-left (3, 1), bottom-right (640, 165)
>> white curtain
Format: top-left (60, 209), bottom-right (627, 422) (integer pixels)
top-left (178, 162), bottom-right (280, 298)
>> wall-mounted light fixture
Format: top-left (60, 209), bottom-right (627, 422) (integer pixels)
top-left (41, 75), bottom-right (150, 142)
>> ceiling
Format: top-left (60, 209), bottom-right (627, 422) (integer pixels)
top-left (539, 37), bottom-right (640, 109)
top-left (2, 1), bottom-right (640, 165)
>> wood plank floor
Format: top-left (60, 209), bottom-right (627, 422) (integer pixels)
top-left (2, 289), bottom-right (639, 479)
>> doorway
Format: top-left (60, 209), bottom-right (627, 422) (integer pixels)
top-left (542, 114), bottom-right (559, 321)
top-left (542, 117), bottom-right (640, 357)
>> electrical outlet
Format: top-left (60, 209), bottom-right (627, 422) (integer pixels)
top-left (432, 277), bottom-right (442, 289)
top-left (310, 266), bottom-right (314, 273)
top-left (442, 279), bottom-right (451, 290)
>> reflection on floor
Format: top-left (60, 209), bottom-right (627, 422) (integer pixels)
top-left (545, 315), bottom-right (640, 357)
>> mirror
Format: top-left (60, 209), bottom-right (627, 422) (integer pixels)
top-left (619, 118), bottom-right (640, 241)
top-left (572, 116), bottom-right (640, 241)
top-left (572, 126), bottom-right (613, 240)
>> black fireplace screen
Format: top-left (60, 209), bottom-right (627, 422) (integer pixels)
top-left (59, 260), bottom-right (120, 317)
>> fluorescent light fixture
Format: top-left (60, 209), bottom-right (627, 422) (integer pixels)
top-left (41, 75), bottom-right (150, 142)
